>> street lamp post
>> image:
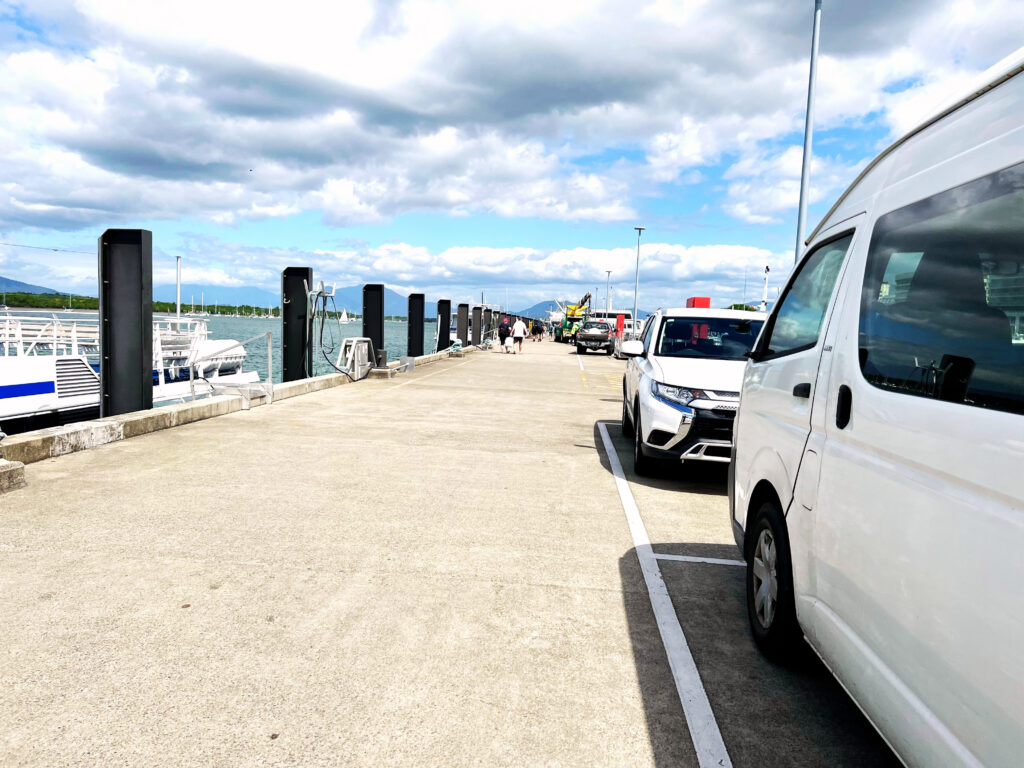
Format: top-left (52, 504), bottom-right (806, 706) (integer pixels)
top-left (605, 270), bottom-right (612, 315)
top-left (632, 227), bottom-right (644, 339)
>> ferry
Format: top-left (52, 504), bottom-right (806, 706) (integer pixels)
top-left (0, 311), bottom-right (261, 434)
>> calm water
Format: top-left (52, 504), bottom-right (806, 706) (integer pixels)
top-left (8, 309), bottom-right (439, 383)
top-left (205, 315), bottom-right (440, 382)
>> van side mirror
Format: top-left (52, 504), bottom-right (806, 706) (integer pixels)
top-left (620, 340), bottom-right (644, 357)
top-left (744, 348), bottom-right (763, 362)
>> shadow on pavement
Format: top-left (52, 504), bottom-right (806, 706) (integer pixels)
top-left (591, 422), bottom-right (727, 497)
top-left (619, 548), bottom-right (900, 767)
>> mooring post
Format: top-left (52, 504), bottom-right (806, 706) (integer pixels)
top-left (363, 283), bottom-right (386, 366)
top-left (436, 300), bottom-right (451, 351)
top-left (407, 293), bottom-right (425, 357)
top-left (457, 303), bottom-right (469, 346)
top-left (98, 229), bottom-right (153, 417)
top-left (281, 267), bottom-right (313, 382)
top-left (483, 309), bottom-right (492, 341)
top-left (471, 306), bottom-right (482, 345)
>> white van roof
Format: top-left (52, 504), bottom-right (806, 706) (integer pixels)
top-left (808, 45), bottom-right (1024, 242)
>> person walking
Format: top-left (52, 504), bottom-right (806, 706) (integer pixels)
top-left (511, 316), bottom-right (528, 354)
top-left (498, 317), bottom-right (511, 353)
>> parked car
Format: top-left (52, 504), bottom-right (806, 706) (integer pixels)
top-left (620, 307), bottom-right (765, 474)
top-left (730, 47), bottom-right (1024, 768)
top-left (576, 320), bottom-right (614, 354)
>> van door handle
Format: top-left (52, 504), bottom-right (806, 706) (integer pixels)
top-left (836, 385), bottom-right (852, 429)
top-left (792, 382), bottom-right (811, 398)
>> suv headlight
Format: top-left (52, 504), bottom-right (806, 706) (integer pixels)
top-left (651, 381), bottom-right (705, 408)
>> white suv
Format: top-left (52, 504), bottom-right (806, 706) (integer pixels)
top-left (620, 307), bottom-right (765, 474)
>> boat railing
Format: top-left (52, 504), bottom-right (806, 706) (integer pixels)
top-left (188, 331), bottom-right (273, 409)
top-left (0, 312), bottom-right (100, 357)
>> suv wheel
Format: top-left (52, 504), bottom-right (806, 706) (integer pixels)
top-left (633, 403), bottom-right (653, 476)
top-left (621, 396), bottom-right (634, 438)
top-left (746, 500), bottom-right (801, 661)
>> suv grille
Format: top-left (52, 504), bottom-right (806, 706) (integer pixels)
top-left (689, 409), bottom-right (735, 442)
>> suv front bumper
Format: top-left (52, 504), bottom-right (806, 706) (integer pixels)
top-left (640, 397), bottom-right (737, 463)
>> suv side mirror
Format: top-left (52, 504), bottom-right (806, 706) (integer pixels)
top-left (620, 340), bottom-right (644, 357)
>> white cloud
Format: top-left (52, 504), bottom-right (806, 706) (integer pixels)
top-left (0, 0), bottom-right (1020, 235)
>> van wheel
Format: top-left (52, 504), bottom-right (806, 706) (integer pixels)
top-left (621, 397), bottom-right (634, 438)
top-left (746, 500), bottom-right (801, 661)
top-left (633, 404), bottom-right (653, 476)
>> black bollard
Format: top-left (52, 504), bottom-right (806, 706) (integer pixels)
top-left (471, 306), bottom-right (482, 345)
top-left (407, 293), bottom-right (425, 357)
top-left (483, 309), bottom-right (492, 339)
top-left (436, 300), bottom-right (451, 351)
top-left (281, 267), bottom-right (313, 382)
top-left (363, 283), bottom-right (385, 365)
top-left (457, 303), bottom-right (469, 346)
top-left (98, 229), bottom-right (152, 417)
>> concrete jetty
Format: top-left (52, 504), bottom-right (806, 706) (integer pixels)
top-left (0, 342), bottom-right (896, 766)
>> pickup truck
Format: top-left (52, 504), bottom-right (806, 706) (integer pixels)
top-left (575, 320), bottom-right (613, 355)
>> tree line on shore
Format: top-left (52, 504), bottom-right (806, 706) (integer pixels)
top-left (1, 292), bottom-right (429, 321)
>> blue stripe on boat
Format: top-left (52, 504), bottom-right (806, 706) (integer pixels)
top-left (0, 381), bottom-right (57, 399)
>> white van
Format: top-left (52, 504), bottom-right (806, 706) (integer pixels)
top-left (731, 50), bottom-right (1024, 767)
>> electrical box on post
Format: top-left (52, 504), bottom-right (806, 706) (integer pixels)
top-left (281, 267), bottom-right (313, 382)
top-left (407, 293), bottom-right (425, 357)
top-left (436, 300), bottom-right (451, 351)
top-left (98, 229), bottom-right (153, 417)
top-left (363, 283), bottom-right (385, 364)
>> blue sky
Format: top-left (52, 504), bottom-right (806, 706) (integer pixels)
top-left (0, 0), bottom-right (1021, 311)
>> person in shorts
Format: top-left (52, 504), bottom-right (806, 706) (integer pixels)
top-left (511, 317), bottom-right (528, 354)
top-left (498, 318), bottom-right (511, 353)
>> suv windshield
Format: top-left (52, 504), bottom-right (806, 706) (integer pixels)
top-left (655, 317), bottom-right (764, 359)
top-left (582, 322), bottom-right (610, 331)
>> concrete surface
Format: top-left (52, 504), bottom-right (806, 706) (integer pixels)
top-left (0, 339), bottom-right (896, 767)
top-left (1, 347), bottom-right (470, 466)
top-left (0, 458), bottom-right (26, 493)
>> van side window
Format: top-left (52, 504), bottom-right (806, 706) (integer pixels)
top-left (859, 161), bottom-right (1024, 416)
top-left (760, 234), bottom-right (851, 358)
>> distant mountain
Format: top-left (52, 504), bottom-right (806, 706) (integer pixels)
top-left (517, 299), bottom-right (651, 319)
top-left (0, 275), bottom-right (61, 294)
top-left (152, 283), bottom-right (413, 315)
top-left (516, 300), bottom-right (561, 317)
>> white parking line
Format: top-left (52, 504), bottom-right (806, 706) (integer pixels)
top-left (655, 554), bottom-right (746, 568)
top-left (577, 353), bottom-right (585, 371)
top-left (596, 422), bottom-right (732, 768)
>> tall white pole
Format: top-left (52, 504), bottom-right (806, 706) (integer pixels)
top-left (605, 270), bottom-right (612, 314)
top-left (175, 255), bottom-right (181, 320)
top-left (795, 0), bottom-right (823, 264)
top-left (761, 266), bottom-right (770, 312)
top-left (632, 227), bottom-right (644, 337)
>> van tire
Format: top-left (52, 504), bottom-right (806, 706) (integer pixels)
top-left (622, 397), bottom-right (634, 438)
top-left (633, 405), bottom-right (653, 476)
top-left (746, 500), bottom-right (801, 661)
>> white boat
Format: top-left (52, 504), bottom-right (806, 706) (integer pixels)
top-left (340, 308), bottom-right (350, 324)
top-left (0, 311), bottom-right (261, 431)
